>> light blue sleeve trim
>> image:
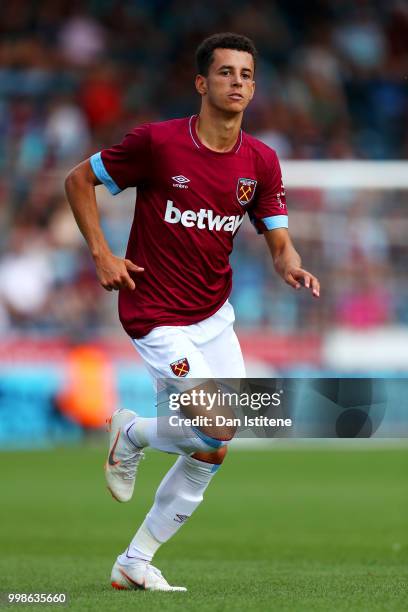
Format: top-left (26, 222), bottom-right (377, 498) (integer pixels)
top-left (262, 215), bottom-right (288, 230)
top-left (90, 152), bottom-right (122, 195)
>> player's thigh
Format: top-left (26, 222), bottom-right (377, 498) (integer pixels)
top-left (132, 326), bottom-right (213, 380)
top-left (201, 323), bottom-right (246, 378)
top-left (133, 327), bottom-right (227, 436)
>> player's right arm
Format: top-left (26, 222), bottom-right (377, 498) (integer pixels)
top-left (64, 159), bottom-right (143, 291)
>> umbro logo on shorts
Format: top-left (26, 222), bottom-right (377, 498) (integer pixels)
top-left (164, 200), bottom-right (244, 234)
top-left (170, 357), bottom-right (190, 377)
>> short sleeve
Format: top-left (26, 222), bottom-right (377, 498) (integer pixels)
top-left (249, 149), bottom-right (288, 234)
top-left (90, 124), bottom-right (151, 195)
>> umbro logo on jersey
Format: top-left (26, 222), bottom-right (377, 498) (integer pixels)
top-left (172, 175), bottom-right (190, 189)
top-left (164, 201), bottom-right (244, 234)
top-left (172, 175), bottom-right (190, 183)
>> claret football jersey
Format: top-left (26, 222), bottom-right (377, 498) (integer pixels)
top-left (90, 115), bottom-right (288, 338)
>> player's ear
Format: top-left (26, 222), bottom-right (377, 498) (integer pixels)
top-left (249, 79), bottom-right (255, 100)
top-left (195, 74), bottom-right (208, 96)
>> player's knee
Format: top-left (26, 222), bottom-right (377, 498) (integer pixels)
top-left (199, 423), bottom-right (237, 442)
top-left (192, 445), bottom-right (228, 465)
top-left (218, 423), bottom-right (238, 441)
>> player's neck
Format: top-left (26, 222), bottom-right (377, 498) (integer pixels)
top-left (196, 108), bottom-right (242, 153)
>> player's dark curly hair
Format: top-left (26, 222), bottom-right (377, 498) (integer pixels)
top-left (196, 33), bottom-right (257, 76)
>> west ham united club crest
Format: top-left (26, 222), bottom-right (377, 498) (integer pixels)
top-left (170, 358), bottom-right (190, 377)
top-left (236, 178), bottom-right (257, 206)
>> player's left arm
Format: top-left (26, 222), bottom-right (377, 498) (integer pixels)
top-left (264, 228), bottom-right (320, 297)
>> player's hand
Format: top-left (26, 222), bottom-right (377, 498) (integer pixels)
top-left (95, 253), bottom-right (144, 291)
top-left (283, 266), bottom-right (320, 297)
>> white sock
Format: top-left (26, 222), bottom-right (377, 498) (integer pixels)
top-left (118, 521), bottom-right (161, 564)
top-left (118, 456), bottom-right (219, 564)
top-left (146, 455), bottom-right (218, 541)
top-left (125, 416), bottom-right (225, 455)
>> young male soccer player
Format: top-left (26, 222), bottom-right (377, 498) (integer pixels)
top-left (65, 32), bottom-right (320, 592)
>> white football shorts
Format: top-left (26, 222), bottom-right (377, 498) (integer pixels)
top-left (132, 300), bottom-right (246, 381)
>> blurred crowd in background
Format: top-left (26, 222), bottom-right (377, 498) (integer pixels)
top-left (0, 0), bottom-right (407, 338)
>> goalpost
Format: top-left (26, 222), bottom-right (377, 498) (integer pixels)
top-left (281, 161), bottom-right (408, 189)
top-left (280, 160), bottom-right (408, 371)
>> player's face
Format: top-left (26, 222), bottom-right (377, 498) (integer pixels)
top-left (197, 48), bottom-right (255, 114)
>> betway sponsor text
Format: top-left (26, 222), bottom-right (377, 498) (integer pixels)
top-left (164, 200), bottom-right (244, 234)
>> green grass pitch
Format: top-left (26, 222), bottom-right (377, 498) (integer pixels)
top-left (1, 445), bottom-right (407, 611)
